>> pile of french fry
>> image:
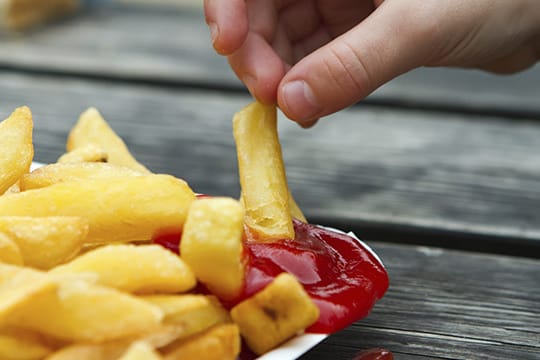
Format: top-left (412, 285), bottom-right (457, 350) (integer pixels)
top-left (0, 103), bottom-right (319, 360)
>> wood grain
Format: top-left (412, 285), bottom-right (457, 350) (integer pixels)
top-left (301, 242), bottom-right (540, 360)
top-left (0, 3), bottom-right (538, 117)
top-left (1, 71), bottom-right (539, 254)
top-left (0, 4), bottom-right (538, 359)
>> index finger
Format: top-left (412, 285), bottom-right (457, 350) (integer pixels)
top-left (204, 0), bottom-right (248, 55)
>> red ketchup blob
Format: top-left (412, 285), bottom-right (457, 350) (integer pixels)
top-left (153, 219), bottom-right (389, 334)
top-left (353, 348), bottom-right (394, 360)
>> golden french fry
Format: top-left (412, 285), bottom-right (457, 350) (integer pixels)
top-left (0, 216), bottom-right (87, 269)
top-left (233, 102), bottom-right (294, 241)
top-left (47, 330), bottom-right (174, 360)
top-left (57, 144), bottom-right (108, 164)
top-left (138, 326), bottom-right (187, 349)
top-left (230, 273), bottom-right (319, 355)
top-left (143, 295), bottom-right (230, 340)
top-left (0, 327), bottom-right (52, 360)
top-left (180, 198), bottom-right (245, 300)
top-left (0, 106), bottom-right (34, 195)
top-left (49, 322), bottom-right (199, 359)
top-left (161, 324), bottom-right (240, 360)
top-left (0, 264), bottom-right (56, 325)
top-left (20, 162), bottom-right (145, 190)
top-left (118, 341), bottom-right (162, 360)
top-left (51, 244), bottom-right (196, 294)
top-left (9, 278), bottom-right (164, 342)
top-left (0, 175), bottom-right (195, 243)
top-left (0, 232), bottom-right (23, 265)
top-left (67, 108), bottom-right (149, 172)
top-left (46, 341), bottom-right (130, 360)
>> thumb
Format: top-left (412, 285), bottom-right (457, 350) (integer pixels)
top-left (277, 2), bottom-right (436, 125)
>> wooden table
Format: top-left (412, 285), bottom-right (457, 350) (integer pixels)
top-left (0, 2), bottom-right (538, 359)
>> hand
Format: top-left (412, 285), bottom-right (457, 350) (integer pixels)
top-left (205, 0), bottom-right (540, 127)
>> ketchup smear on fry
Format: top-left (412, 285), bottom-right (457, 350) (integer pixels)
top-left (153, 218), bottom-right (389, 334)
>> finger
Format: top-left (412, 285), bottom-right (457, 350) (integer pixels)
top-left (277, 2), bottom-right (433, 124)
top-left (228, 32), bottom-right (287, 104)
top-left (204, 0), bottom-right (248, 55)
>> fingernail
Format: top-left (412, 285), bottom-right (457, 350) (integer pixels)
top-left (208, 22), bottom-right (219, 44)
top-left (281, 80), bottom-right (320, 123)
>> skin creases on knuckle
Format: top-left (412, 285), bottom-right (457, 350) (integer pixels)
top-left (320, 42), bottom-right (371, 106)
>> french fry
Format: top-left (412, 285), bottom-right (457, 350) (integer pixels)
top-left (0, 327), bottom-right (52, 360)
top-left (0, 264), bottom-right (56, 325)
top-left (137, 326), bottom-right (188, 349)
top-left (9, 278), bottom-right (164, 342)
top-left (49, 340), bottom-right (162, 360)
top-left (20, 162), bottom-right (145, 190)
top-left (0, 232), bottom-right (23, 265)
top-left (233, 102), bottom-right (294, 241)
top-left (0, 216), bottom-right (87, 269)
top-left (4, 181), bottom-right (21, 195)
top-left (46, 341), bottom-right (130, 360)
top-left (0, 175), bottom-right (195, 243)
top-left (142, 295), bottom-right (230, 340)
top-left (46, 329), bottom-right (175, 360)
top-left (67, 108), bottom-right (149, 173)
top-left (57, 144), bottom-right (108, 164)
top-left (240, 191), bottom-right (307, 224)
top-left (161, 324), bottom-right (241, 360)
top-left (180, 198), bottom-right (245, 300)
top-left (0, 106), bottom-right (34, 195)
top-left (118, 341), bottom-right (162, 360)
top-left (51, 244), bottom-right (196, 294)
top-left (230, 273), bottom-right (319, 355)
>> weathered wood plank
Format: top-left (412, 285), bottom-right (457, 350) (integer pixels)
top-left (301, 242), bottom-right (540, 360)
top-left (1, 71), bottom-right (540, 253)
top-left (0, 3), bottom-right (538, 115)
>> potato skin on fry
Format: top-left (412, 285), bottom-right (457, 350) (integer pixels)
top-left (0, 106), bottom-right (34, 195)
top-left (0, 175), bottom-right (195, 243)
top-left (233, 102), bottom-right (294, 241)
top-left (231, 273), bottom-right (320, 355)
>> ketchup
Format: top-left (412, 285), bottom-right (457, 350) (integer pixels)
top-left (354, 348), bottom-right (394, 360)
top-left (153, 219), bottom-right (389, 334)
